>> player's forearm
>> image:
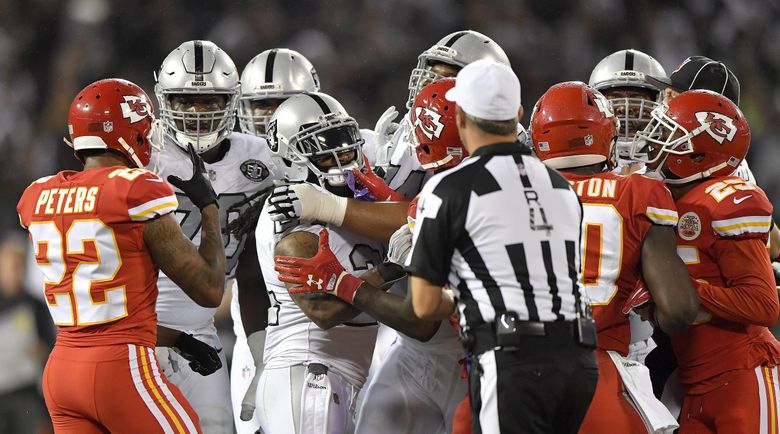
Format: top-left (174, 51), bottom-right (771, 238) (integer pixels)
top-left (157, 325), bottom-right (183, 347)
top-left (341, 200), bottom-right (410, 243)
top-left (353, 284), bottom-right (439, 342)
top-left (696, 278), bottom-right (779, 327)
top-left (293, 293), bottom-right (361, 330)
top-left (197, 204), bottom-right (227, 304)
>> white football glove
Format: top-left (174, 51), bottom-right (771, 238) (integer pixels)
top-left (386, 223), bottom-right (413, 266)
top-left (374, 106), bottom-right (400, 169)
top-left (268, 183), bottom-right (348, 226)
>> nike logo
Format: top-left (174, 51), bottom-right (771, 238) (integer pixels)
top-left (733, 195), bottom-right (752, 204)
top-left (146, 177), bottom-right (164, 183)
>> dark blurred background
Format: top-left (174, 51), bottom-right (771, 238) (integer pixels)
top-left (1, 0), bottom-right (779, 432)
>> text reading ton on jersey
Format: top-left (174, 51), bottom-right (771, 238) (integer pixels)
top-left (570, 178), bottom-right (617, 199)
top-left (34, 186), bottom-right (98, 215)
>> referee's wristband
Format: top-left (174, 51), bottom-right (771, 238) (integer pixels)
top-left (377, 262), bottom-right (407, 283)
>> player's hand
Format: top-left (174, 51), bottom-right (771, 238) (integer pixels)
top-left (387, 223), bottom-right (412, 266)
top-left (268, 184), bottom-right (303, 223)
top-left (172, 332), bottom-right (223, 376)
top-left (166, 144), bottom-right (218, 210)
top-left (622, 278), bottom-right (655, 323)
top-left (269, 183), bottom-right (348, 228)
top-left (374, 106), bottom-right (400, 168)
top-left (351, 156), bottom-right (409, 202)
top-left (274, 229), bottom-right (364, 303)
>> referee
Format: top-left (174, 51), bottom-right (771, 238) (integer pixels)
top-left (405, 59), bottom-right (598, 434)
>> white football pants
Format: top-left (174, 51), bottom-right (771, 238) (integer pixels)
top-left (156, 326), bottom-right (232, 434)
top-left (355, 340), bottom-right (467, 434)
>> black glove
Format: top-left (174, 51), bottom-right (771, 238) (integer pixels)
top-left (173, 332), bottom-right (222, 376)
top-left (167, 143), bottom-right (218, 210)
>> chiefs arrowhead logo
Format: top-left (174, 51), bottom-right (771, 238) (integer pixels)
top-left (413, 107), bottom-right (445, 141)
top-left (695, 111), bottom-right (737, 144)
top-left (119, 95), bottom-right (150, 124)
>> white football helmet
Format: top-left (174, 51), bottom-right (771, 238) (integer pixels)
top-left (406, 30), bottom-right (510, 108)
top-left (267, 92), bottom-right (364, 189)
top-left (589, 49), bottom-right (667, 164)
top-left (238, 48), bottom-right (320, 137)
top-left (154, 40), bottom-right (240, 154)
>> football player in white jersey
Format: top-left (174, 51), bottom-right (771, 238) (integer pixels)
top-left (267, 30), bottom-right (515, 245)
top-left (350, 79), bottom-right (469, 434)
top-left (232, 47), bottom-right (320, 434)
top-left (588, 49), bottom-right (669, 365)
top-left (151, 40), bottom-right (280, 434)
top-left (254, 92), bottom-right (384, 434)
top-left (589, 49), bottom-right (667, 176)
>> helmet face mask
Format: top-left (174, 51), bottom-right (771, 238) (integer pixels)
top-left (238, 49), bottom-right (320, 138)
top-left (406, 30), bottom-right (510, 108)
top-left (634, 90), bottom-right (750, 185)
top-left (155, 40), bottom-right (240, 154)
top-left (589, 49), bottom-right (667, 166)
top-left (267, 93), bottom-right (364, 191)
top-left (238, 98), bottom-right (285, 136)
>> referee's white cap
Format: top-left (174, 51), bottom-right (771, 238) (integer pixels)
top-left (445, 59), bottom-right (521, 121)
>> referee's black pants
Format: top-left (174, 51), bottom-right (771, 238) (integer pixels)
top-left (469, 325), bottom-right (598, 434)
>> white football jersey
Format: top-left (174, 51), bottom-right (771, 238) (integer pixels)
top-left (255, 195), bottom-right (384, 388)
top-left (154, 132), bottom-right (280, 330)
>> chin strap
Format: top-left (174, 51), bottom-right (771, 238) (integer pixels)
top-left (663, 160), bottom-right (731, 186)
top-left (118, 137), bottom-right (145, 168)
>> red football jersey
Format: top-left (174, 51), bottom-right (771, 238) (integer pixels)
top-left (17, 166), bottom-right (178, 348)
top-left (565, 172), bottom-right (678, 355)
top-left (670, 176), bottom-right (780, 390)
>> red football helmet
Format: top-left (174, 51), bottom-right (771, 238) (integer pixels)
top-left (530, 81), bottom-right (618, 170)
top-left (632, 89), bottom-right (750, 184)
top-left (410, 78), bottom-right (466, 170)
top-left (67, 78), bottom-right (155, 168)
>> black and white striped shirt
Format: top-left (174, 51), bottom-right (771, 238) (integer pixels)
top-left (405, 142), bottom-right (584, 331)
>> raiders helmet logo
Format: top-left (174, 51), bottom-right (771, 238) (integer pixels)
top-left (695, 111), bottom-right (737, 144)
top-left (240, 159), bottom-right (270, 182)
top-left (120, 96), bottom-right (150, 123)
top-left (413, 107), bottom-right (445, 141)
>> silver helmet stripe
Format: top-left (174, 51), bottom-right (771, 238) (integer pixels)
top-left (194, 40), bottom-right (204, 80)
top-left (264, 49), bottom-right (277, 83)
top-left (624, 50), bottom-right (634, 70)
top-left (443, 31), bottom-right (467, 47)
top-left (307, 92), bottom-right (332, 115)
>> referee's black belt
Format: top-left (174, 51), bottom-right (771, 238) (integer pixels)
top-left (467, 319), bottom-right (579, 356)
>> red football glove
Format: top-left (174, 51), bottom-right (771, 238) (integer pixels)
top-left (274, 228), bottom-right (364, 303)
top-left (622, 278), bottom-right (653, 316)
top-left (351, 156), bottom-right (409, 202)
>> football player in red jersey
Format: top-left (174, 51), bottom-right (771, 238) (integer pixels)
top-left (632, 89), bottom-right (780, 433)
top-left (16, 78), bottom-right (226, 434)
top-left (531, 81), bottom-right (699, 434)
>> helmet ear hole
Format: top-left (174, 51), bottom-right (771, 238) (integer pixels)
top-left (422, 144), bottom-right (431, 154)
top-left (137, 134), bottom-right (144, 147)
top-left (691, 153), bottom-right (705, 163)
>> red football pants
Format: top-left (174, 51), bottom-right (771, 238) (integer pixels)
top-left (578, 350), bottom-right (645, 434)
top-left (43, 344), bottom-right (201, 434)
top-left (679, 365), bottom-right (780, 434)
